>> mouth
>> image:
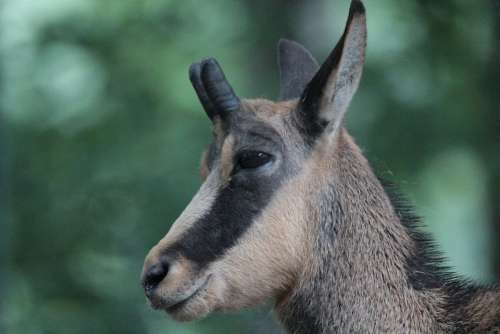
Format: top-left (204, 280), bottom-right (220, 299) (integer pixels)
top-left (163, 274), bottom-right (212, 314)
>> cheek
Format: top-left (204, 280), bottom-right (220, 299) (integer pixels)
top-left (210, 196), bottom-right (309, 309)
top-left (207, 167), bottom-right (317, 310)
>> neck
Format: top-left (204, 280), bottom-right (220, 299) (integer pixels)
top-left (276, 129), bottom-right (499, 334)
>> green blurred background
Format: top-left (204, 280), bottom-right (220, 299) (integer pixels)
top-left (1, 0), bottom-right (499, 333)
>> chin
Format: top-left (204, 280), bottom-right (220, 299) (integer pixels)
top-left (166, 293), bottom-right (214, 322)
top-left (161, 278), bottom-right (219, 322)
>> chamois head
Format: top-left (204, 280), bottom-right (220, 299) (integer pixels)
top-left (142, 0), bottom-right (367, 321)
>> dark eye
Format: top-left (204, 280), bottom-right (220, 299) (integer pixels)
top-left (237, 151), bottom-right (272, 170)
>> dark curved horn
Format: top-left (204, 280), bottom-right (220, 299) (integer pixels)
top-left (200, 58), bottom-right (240, 117)
top-left (189, 61), bottom-right (217, 120)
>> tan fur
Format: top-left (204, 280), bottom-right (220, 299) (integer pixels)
top-left (244, 99), bottom-right (297, 126)
top-left (199, 149), bottom-right (209, 180)
top-left (210, 149), bottom-right (318, 311)
top-left (301, 130), bottom-right (449, 332)
top-left (219, 135), bottom-right (234, 182)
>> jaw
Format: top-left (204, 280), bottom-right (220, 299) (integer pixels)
top-left (155, 273), bottom-right (219, 322)
top-left (164, 287), bottom-right (213, 322)
top-left (156, 255), bottom-right (299, 322)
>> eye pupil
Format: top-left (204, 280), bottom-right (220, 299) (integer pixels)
top-left (238, 151), bottom-right (272, 169)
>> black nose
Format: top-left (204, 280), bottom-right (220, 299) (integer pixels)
top-left (142, 260), bottom-right (169, 295)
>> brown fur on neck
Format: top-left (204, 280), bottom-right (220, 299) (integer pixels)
top-left (276, 128), bottom-right (500, 334)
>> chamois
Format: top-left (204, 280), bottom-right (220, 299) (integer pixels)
top-left (142, 1), bottom-right (500, 332)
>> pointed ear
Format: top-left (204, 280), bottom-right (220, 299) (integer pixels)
top-left (278, 39), bottom-right (319, 100)
top-left (298, 0), bottom-right (366, 139)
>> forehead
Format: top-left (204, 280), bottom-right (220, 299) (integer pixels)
top-left (240, 98), bottom-right (296, 124)
top-left (219, 98), bottom-right (297, 141)
top-left (203, 98), bottom-right (301, 172)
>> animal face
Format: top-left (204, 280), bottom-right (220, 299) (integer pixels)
top-left (142, 98), bottom-right (311, 321)
top-left (142, 0), bottom-right (367, 321)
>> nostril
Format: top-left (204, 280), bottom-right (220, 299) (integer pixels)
top-left (143, 262), bottom-right (169, 293)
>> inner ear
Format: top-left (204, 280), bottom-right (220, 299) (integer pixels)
top-left (297, 0), bottom-right (367, 140)
top-left (277, 39), bottom-right (319, 101)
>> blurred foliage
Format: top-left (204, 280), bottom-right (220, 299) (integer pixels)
top-left (1, 0), bottom-right (499, 333)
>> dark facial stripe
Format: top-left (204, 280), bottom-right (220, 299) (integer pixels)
top-left (169, 165), bottom-right (286, 269)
